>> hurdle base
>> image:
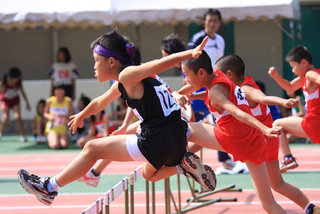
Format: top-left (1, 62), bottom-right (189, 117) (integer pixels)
top-left (170, 180), bottom-right (242, 214)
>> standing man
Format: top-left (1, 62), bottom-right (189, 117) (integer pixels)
top-left (188, 9), bottom-right (225, 67)
top-left (188, 9), bottom-right (236, 172)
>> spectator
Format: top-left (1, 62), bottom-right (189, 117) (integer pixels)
top-left (188, 9), bottom-right (233, 171)
top-left (0, 67), bottom-right (30, 142)
top-left (71, 94), bottom-right (91, 142)
top-left (49, 47), bottom-right (79, 100)
top-left (76, 110), bottom-right (114, 148)
top-left (44, 85), bottom-right (74, 149)
top-left (32, 99), bottom-right (47, 143)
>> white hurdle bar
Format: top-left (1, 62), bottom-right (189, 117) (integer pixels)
top-left (129, 165), bottom-right (143, 214)
top-left (81, 165), bottom-right (157, 214)
top-left (104, 177), bottom-right (129, 214)
top-left (81, 196), bottom-right (103, 214)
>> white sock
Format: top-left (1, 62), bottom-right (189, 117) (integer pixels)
top-left (174, 165), bottom-right (184, 174)
top-left (47, 176), bottom-right (63, 193)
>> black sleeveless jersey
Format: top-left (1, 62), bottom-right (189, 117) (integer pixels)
top-left (118, 77), bottom-right (188, 170)
top-left (118, 77), bottom-right (181, 129)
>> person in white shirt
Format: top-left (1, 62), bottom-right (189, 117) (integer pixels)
top-left (49, 47), bottom-right (79, 100)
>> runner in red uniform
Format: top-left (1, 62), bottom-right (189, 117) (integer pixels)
top-left (269, 46), bottom-right (320, 177)
top-left (217, 54), bottom-right (319, 214)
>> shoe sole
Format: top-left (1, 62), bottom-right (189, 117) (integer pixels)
top-left (17, 169), bottom-right (52, 206)
top-left (182, 152), bottom-right (216, 191)
top-left (78, 177), bottom-right (99, 187)
top-left (280, 162), bottom-right (298, 173)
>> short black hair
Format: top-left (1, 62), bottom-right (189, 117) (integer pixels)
top-left (182, 50), bottom-right (213, 75)
top-left (255, 81), bottom-right (265, 93)
top-left (53, 84), bottom-right (65, 91)
top-left (91, 29), bottom-right (133, 65)
top-left (285, 46), bottom-right (313, 65)
top-left (79, 94), bottom-right (91, 107)
top-left (2, 67), bottom-right (22, 86)
top-left (161, 34), bottom-right (186, 55)
top-left (215, 54), bottom-right (245, 77)
top-left (36, 99), bottom-right (46, 115)
top-left (57, 47), bottom-right (71, 63)
top-left (203, 9), bottom-right (222, 21)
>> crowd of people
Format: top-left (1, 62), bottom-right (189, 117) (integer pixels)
top-left (0, 7), bottom-right (318, 214)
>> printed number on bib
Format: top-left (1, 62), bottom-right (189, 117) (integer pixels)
top-left (154, 85), bottom-right (180, 117)
top-left (234, 86), bottom-right (248, 106)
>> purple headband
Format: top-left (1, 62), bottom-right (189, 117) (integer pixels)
top-left (94, 43), bottom-right (135, 64)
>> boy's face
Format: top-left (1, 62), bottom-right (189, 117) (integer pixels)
top-left (204, 14), bottom-right (221, 35)
top-left (289, 60), bottom-right (305, 77)
top-left (181, 63), bottom-right (203, 90)
top-left (93, 52), bottom-right (110, 82)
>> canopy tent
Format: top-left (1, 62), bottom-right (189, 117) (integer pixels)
top-left (0, 0), bottom-right (300, 31)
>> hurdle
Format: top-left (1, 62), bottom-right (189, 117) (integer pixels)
top-left (81, 196), bottom-right (103, 214)
top-left (165, 149), bottom-right (242, 214)
top-left (81, 165), bottom-right (156, 214)
top-left (104, 177), bottom-right (129, 214)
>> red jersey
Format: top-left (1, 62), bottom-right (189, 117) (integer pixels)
top-left (241, 76), bottom-right (273, 127)
top-left (301, 69), bottom-right (320, 144)
top-left (204, 70), bottom-right (268, 164)
top-left (93, 113), bottom-right (115, 138)
top-left (242, 76), bottom-right (279, 161)
top-left (0, 83), bottom-right (20, 108)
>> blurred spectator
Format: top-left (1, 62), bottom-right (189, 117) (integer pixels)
top-left (49, 47), bottom-right (79, 100)
top-left (44, 85), bottom-right (74, 149)
top-left (32, 99), bottom-right (47, 143)
top-left (0, 67), bottom-right (30, 142)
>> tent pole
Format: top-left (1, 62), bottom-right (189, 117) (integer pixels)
top-left (52, 29), bottom-right (59, 62)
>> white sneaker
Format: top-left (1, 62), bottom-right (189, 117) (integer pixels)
top-left (78, 172), bottom-right (100, 187)
top-left (17, 169), bottom-right (57, 206)
top-left (221, 159), bottom-right (236, 170)
top-left (38, 136), bottom-right (47, 143)
top-left (20, 136), bottom-right (27, 142)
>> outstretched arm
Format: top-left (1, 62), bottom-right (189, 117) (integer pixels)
top-left (268, 66), bottom-right (302, 93)
top-left (209, 84), bottom-right (282, 138)
top-left (68, 82), bottom-right (121, 134)
top-left (119, 37), bottom-right (208, 85)
top-left (173, 84), bottom-right (207, 110)
top-left (242, 85), bottom-right (298, 109)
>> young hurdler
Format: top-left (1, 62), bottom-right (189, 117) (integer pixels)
top-left (269, 46), bottom-right (320, 174)
top-left (172, 50), bottom-right (319, 213)
top-left (217, 54), bottom-right (320, 214)
top-left (17, 30), bottom-right (216, 206)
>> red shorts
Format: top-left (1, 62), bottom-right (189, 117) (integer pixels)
top-left (0, 97), bottom-right (20, 108)
top-left (265, 136), bottom-right (279, 162)
top-left (301, 113), bottom-right (320, 144)
top-left (214, 123), bottom-right (268, 164)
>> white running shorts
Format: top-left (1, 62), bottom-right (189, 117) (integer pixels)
top-left (126, 134), bottom-right (148, 162)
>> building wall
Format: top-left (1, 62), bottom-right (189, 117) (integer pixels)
top-left (0, 22), bottom-right (285, 123)
top-left (234, 21), bottom-right (283, 97)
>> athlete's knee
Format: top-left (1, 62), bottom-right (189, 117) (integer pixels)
top-left (48, 143), bottom-right (61, 150)
top-left (142, 172), bottom-right (158, 182)
top-left (270, 179), bottom-right (287, 194)
top-left (82, 139), bottom-right (101, 155)
top-left (272, 118), bottom-right (281, 127)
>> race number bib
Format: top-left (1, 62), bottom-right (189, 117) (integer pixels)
top-left (154, 85), bottom-right (180, 117)
top-left (234, 86), bottom-right (248, 106)
top-left (53, 115), bottom-right (66, 126)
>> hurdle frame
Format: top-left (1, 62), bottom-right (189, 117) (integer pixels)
top-left (165, 149), bottom-right (242, 214)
